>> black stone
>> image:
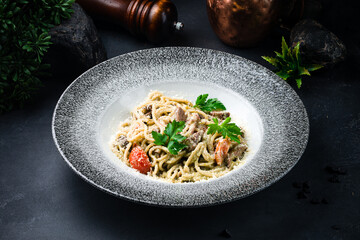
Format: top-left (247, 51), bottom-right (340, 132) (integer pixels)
top-left (44, 3), bottom-right (107, 77)
top-left (219, 229), bottom-right (232, 238)
top-left (290, 19), bottom-right (346, 66)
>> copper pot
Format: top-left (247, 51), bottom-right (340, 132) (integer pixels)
top-left (206, 0), bottom-right (280, 47)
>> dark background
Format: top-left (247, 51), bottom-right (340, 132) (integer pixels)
top-left (1, 0), bottom-right (359, 239)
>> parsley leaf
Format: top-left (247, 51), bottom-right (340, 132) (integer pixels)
top-left (152, 131), bottom-right (168, 145)
top-left (194, 94), bottom-right (208, 106)
top-left (151, 120), bottom-right (187, 155)
top-left (167, 141), bottom-right (187, 155)
top-left (193, 94), bottom-right (226, 113)
top-left (207, 118), bottom-right (221, 134)
top-left (171, 134), bottom-right (186, 143)
top-left (207, 117), bottom-right (243, 143)
top-left (164, 120), bottom-right (186, 139)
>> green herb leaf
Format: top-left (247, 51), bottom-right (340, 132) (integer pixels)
top-left (276, 70), bottom-right (290, 80)
top-left (164, 120), bottom-right (186, 139)
top-left (281, 36), bottom-right (289, 56)
top-left (261, 36), bottom-right (323, 89)
top-left (298, 66), bottom-right (310, 76)
top-left (207, 118), bottom-right (221, 135)
top-left (167, 141), bottom-right (187, 155)
top-left (171, 134), bottom-right (186, 143)
top-left (151, 120), bottom-right (187, 155)
top-left (194, 94), bottom-right (208, 106)
top-left (0, 0), bottom-right (75, 114)
top-left (207, 117), bottom-right (243, 143)
top-left (307, 64), bottom-right (323, 72)
top-left (152, 131), bottom-right (168, 145)
top-left (262, 56), bottom-right (277, 67)
top-left (194, 94), bottom-right (226, 113)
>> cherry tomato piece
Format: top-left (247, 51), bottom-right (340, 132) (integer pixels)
top-left (129, 145), bottom-right (151, 174)
top-left (215, 138), bottom-right (231, 165)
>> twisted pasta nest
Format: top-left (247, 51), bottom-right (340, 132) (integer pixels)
top-left (111, 91), bottom-right (247, 183)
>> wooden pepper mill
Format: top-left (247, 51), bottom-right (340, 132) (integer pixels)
top-left (76, 0), bottom-right (183, 43)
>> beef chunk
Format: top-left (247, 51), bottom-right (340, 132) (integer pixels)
top-left (187, 113), bottom-right (200, 124)
top-left (174, 107), bottom-right (187, 122)
top-left (209, 111), bottom-right (230, 120)
top-left (142, 105), bottom-right (152, 118)
top-left (225, 143), bottom-right (247, 167)
top-left (186, 131), bottom-right (203, 151)
top-left (187, 113), bottom-right (201, 135)
top-left (197, 124), bottom-right (208, 132)
top-left (116, 135), bottom-right (129, 148)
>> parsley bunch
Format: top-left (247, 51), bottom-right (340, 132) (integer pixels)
top-left (152, 120), bottom-right (187, 155)
top-left (207, 117), bottom-right (243, 143)
top-left (193, 94), bottom-right (226, 113)
top-left (0, 0), bottom-right (74, 113)
top-left (262, 36), bottom-right (323, 88)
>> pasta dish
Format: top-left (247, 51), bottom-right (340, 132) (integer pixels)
top-left (111, 91), bottom-right (247, 183)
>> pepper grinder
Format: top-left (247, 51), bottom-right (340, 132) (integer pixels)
top-left (77, 0), bottom-right (183, 43)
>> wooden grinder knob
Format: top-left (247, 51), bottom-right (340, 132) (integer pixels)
top-left (76, 0), bottom-right (183, 42)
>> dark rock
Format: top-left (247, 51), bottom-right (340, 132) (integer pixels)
top-left (44, 3), bottom-right (107, 77)
top-left (290, 19), bottom-right (346, 66)
top-left (219, 229), bottom-right (232, 238)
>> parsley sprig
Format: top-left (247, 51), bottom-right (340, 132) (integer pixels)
top-left (207, 117), bottom-right (243, 143)
top-left (151, 120), bottom-right (187, 155)
top-left (193, 94), bottom-right (226, 113)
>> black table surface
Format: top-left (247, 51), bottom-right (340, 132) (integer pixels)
top-left (1, 0), bottom-right (360, 239)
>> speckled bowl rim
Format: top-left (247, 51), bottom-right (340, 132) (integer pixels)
top-left (52, 47), bottom-right (309, 207)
